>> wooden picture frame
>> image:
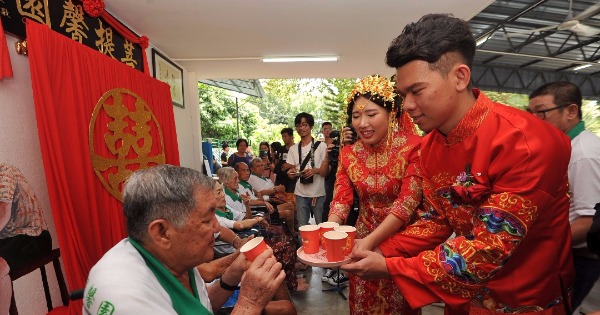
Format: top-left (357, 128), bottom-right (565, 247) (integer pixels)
top-left (152, 49), bottom-right (185, 108)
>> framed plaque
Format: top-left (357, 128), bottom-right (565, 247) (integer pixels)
top-left (152, 49), bottom-right (185, 108)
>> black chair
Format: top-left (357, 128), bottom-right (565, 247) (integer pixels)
top-left (9, 248), bottom-right (69, 315)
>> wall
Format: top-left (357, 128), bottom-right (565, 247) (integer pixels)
top-left (1, 35), bottom-right (202, 314)
top-left (0, 33), bottom-right (62, 315)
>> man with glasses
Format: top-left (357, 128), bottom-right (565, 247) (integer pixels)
top-left (529, 82), bottom-right (600, 312)
top-left (285, 113), bottom-right (330, 226)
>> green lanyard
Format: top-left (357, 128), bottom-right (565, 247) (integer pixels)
top-left (129, 238), bottom-right (212, 315)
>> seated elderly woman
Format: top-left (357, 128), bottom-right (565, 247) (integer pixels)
top-left (83, 165), bottom-right (285, 315)
top-left (217, 167), bottom-right (269, 231)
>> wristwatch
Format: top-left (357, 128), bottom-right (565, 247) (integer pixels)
top-left (219, 278), bottom-right (240, 291)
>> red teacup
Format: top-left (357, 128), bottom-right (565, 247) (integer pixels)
top-left (323, 231), bottom-right (348, 262)
top-left (240, 236), bottom-right (268, 261)
top-left (299, 224), bottom-right (320, 254)
top-left (334, 225), bottom-right (357, 256)
top-left (318, 222), bottom-right (339, 250)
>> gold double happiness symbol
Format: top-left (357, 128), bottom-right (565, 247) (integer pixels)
top-left (89, 88), bottom-right (166, 201)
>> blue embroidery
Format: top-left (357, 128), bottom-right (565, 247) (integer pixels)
top-left (440, 244), bottom-right (479, 284)
top-left (477, 208), bottom-right (525, 236)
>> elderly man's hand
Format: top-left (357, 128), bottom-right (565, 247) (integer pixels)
top-left (340, 249), bottom-right (390, 280)
top-left (264, 202), bottom-right (275, 214)
top-left (236, 249), bottom-right (285, 314)
top-left (241, 192), bottom-right (251, 205)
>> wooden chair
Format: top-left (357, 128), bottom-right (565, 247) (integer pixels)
top-left (8, 248), bottom-right (69, 315)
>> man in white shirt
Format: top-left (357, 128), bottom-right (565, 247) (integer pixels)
top-left (285, 112), bottom-right (330, 226)
top-left (248, 158), bottom-right (286, 198)
top-left (83, 165), bottom-right (285, 315)
top-left (528, 82), bottom-right (600, 311)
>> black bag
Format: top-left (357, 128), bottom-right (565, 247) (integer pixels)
top-left (588, 202), bottom-right (600, 254)
top-left (298, 140), bottom-right (321, 185)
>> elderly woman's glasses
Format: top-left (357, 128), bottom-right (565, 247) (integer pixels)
top-left (527, 104), bottom-right (570, 120)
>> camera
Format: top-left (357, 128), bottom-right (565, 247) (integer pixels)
top-left (328, 126), bottom-right (356, 168)
top-left (300, 174), bottom-right (314, 185)
top-left (259, 150), bottom-right (269, 159)
top-left (328, 130), bottom-right (341, 167)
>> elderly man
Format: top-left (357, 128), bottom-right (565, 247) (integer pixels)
top-left (243, 160), bottom-right (295, 234)
top-left (83, 165), bottom-right (285, 315)
top-left (234, 162), bottom-right (276, 213)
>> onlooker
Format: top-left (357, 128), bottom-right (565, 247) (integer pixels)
top-left (274, 128), bottom-right (297, 194)
top-left (221, 142), bottom-right (230, 166)
top-left (528, 82), bottom-right (600, 311)
top-left (83, 164), bottom-right (285, 315)
top-left (227, 139), bottom-right (252, 168)
top-left (321, 121), bottom-right (333, 145)
top-left (286, 113), bottom-right (330, 226)
top-left (1, 163), bottom-right (52, 315)
top-left (258, 142), bottom-right (274, 180)
top-left (343, 14), bottom-right (574, 314)
top-left (321, 121), bottom-right (336, 223)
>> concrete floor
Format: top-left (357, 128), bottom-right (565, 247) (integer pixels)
top-left (290, 266), bottom-right (443, 315)
top-left (290, 266), bottom-right (600, 315)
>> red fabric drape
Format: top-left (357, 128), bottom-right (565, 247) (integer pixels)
top-left (0, 18), bottom-right (14, 79)
top-left (26, 20), bottom-right (179, 314)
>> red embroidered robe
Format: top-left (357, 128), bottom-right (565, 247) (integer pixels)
top-left (380, 90), bottom-right (574, 315)
top-left (331, 120), bottom-right (422, 315)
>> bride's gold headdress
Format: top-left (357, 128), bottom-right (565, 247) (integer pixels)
top-left (346, 75), bottom-right (398, 112)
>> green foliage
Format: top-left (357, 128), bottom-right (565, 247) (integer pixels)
top-left (483, 90), bottom-right (600, 136)
top-left (322, 78), bottom-right (358, 128)
top-left (199, 82), bottom-right (600, 151)
top-left (198, 83), bottom-right (257, 141)
top-left (483, 91), bottom-right (529, 110)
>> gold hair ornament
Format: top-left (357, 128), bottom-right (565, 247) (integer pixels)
top-left (346, 75), bottom-right (398, 111)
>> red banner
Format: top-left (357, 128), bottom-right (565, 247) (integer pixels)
top-left (26, 20), bottom-right (179, 314)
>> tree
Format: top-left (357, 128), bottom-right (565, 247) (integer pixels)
top-left (198, 83), bottom-right (258, 141)
top-left (321, 78), bottom-right (357, 128)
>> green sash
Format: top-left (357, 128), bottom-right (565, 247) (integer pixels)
top-left (129, 238), bottom-right (212, 315)
top-left (216, 207), bottom-right (234, 220)
top-left (224, 187), bottom-right (242, 202)
top-left (239, 180), bottom-right (253, 190)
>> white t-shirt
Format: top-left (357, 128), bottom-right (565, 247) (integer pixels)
top-left (224, 192), bottom-right (248, 221)
top-left (248, 174), bottom-right (275, 193)
top-left (569, 130), bottom-right (600, 247)
top-left (83, 239), bottom-right (211, 314)
top-left (285, 140), bottom-right (327, 198)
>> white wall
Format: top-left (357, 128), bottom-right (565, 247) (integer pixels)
top-left (0, 33), bottom-right (62, 315)
top-left (1, 35), bottom-right (202, 314)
